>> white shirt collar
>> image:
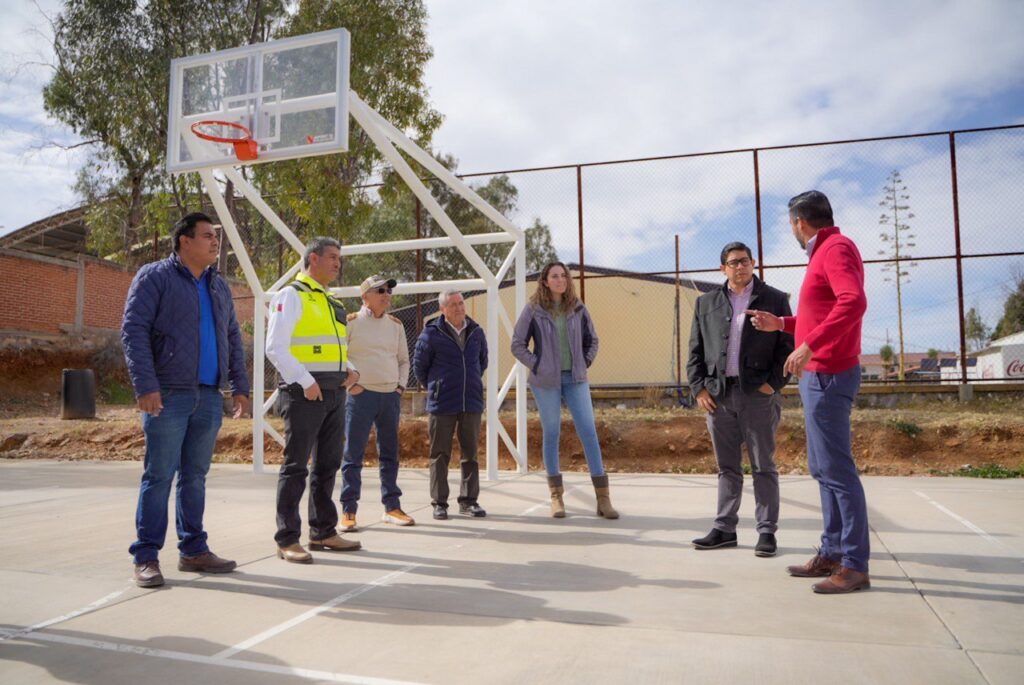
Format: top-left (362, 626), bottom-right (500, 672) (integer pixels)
top-left (805, 233), bottom-right (818, 258)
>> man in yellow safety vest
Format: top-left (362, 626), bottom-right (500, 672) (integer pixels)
top-left (266, 237), bottom-right (362, 563)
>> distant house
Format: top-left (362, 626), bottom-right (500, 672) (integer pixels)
top-left (391, 263), bottom-right (719, 388)
top-left (859, 352), bottom-right (956, 381)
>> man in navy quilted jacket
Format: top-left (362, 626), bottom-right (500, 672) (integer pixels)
top-left (413, 290), bottom-right (488, 520)
top-left (121, 212), bottom-right (251, 588)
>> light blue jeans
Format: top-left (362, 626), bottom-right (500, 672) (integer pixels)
top-left (530, 370), bottom-right (606, 477)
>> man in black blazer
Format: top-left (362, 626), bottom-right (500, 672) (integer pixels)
top-left (687, 242), bottom-right (794, 556)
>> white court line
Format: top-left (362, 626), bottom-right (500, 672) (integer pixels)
top-left (914, 490), bottom-right (1024, 562)
top-left (218, 481), bottom-right (573, 659)
top-left (213, 563), bottom-right (421, 659)
top-left (0, 587), bottom-right (129, 642)
top-left (17, 632), bottom-right (426, 685)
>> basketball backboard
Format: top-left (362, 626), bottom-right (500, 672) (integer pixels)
top-left (166, 28), bottom-right (350, 174)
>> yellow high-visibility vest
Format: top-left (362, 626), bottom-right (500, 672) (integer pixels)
top-left (288, 272), bottom-right (348, 373)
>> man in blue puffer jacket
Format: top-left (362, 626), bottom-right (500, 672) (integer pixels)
top-left (412, 290), bottom-right (488, 520)
top-left (121, 212), bottom-right (251, 588)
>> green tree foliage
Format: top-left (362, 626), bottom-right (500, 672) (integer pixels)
top-left (344, 156), bottom-right (558, 290)
top-left (964, 306), bottom-right (991, 351)
top-left (43, 0), bottom-right (286, 263)
top-left (879, 343), bottom-right (894, 378)
top-left (992, 271), bottom-right (1024, 340)
top-left (254, 0), bottom-right (443, 244)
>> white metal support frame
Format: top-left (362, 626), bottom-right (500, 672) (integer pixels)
top-left (189, 90), bottom-right (528, 479)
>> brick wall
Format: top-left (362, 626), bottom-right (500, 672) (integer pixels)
top-left (82, 261), bottom-right (134, 330)
top-left (0, 250), bottom-right (254, 336)
top-left (0, 253), bottom-right (79, 334)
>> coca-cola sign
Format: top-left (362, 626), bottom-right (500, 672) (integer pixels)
top-left (1007, 359), bottom-right (1024, 377)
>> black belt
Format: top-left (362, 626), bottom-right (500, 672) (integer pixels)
top-left (725, 376), bottom-right (740, 386)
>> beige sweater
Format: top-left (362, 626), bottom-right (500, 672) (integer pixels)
top-left (346, 307), bottom-right (410, 393)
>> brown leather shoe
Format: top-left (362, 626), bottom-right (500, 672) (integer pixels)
top-left (812, 566), bottom-right (871, 594)
top-left (178, 551), bottom-right (237, 574)
top-left (133, 560), bottom-right (164, 588)
top-left (787, 551), bottom-right (841, 578)
top-left (277, 543), bottom-right (313, 564)
top-left (309, 534), bottom-right (361, 552)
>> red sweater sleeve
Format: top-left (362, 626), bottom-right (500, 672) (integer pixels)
top-left (803, 242), bottom-right (867, 352)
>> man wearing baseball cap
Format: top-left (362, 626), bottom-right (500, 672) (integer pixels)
top-left (339, 274), bottom-right (414, 529)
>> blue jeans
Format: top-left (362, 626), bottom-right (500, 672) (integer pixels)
top-left (531, 370), bottom-right (605, 477)
top-left (340, 389), bottom-right (403, 512)
top-left (130, 387), bottom-right (223, 564)
top-left (799, 366), bottom-right (870, 572)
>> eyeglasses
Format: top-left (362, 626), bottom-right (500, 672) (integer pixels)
top-left (376, 287), bottom-right (393, 295)
top-left (724, 258), bottom-right (752, 268)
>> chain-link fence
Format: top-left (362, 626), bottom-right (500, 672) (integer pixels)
top-left (207, 124), bottom-right (1024, 389)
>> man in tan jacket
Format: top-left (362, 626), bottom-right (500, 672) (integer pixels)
top-left (339, 274), bottom-right (414, 529)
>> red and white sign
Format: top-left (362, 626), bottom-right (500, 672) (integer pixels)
top-left (1007, 359), bottom-right (1024, 377)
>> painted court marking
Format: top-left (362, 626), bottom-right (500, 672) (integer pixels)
top-left (0, 587), bottom-right (129, 642)
top-left (2, 483), bottom-right (577, 682)
top-left (914, 490), bottom-right (1024, 562)
top-left (19, 632), bottom-right (427, 685)
top-left (213, 563), bottom-right (422, 659)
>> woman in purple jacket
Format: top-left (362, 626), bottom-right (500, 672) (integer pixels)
top-left (511, 262), bottom-right (618, 519)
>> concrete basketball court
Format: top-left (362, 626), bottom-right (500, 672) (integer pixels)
top-left (0, 460), bottom-right (1021, 684)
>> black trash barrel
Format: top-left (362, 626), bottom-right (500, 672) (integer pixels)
top-left (61, 368), bottom-right (96, 420)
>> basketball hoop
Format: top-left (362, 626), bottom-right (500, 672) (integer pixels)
top-left (190, 120), bottom-right (259, 162)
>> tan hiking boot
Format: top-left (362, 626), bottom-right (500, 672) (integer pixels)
top-left (382, 509), bottom-right (415, 526)
top-left (592, 474), bottom-right (619, 519)
top-left (548, 474), bottom-right (566, 518)
top-left (340, 512), bottom-right (358, 532)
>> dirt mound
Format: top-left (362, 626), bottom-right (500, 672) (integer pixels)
top-left (2, 405), bottom-right (1023, 476)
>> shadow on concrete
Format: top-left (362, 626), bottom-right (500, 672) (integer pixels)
top-left (0, 629), bottom-right (301, 685)
top-left (890, 552), bottom-right (1024, 575)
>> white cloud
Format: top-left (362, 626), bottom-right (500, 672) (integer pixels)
top-left (424, 0), bottom-right (1024, 172)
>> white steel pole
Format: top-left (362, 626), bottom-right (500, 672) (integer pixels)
top-left (347, 93), bottom-right (497, 287)
top-left (486, 283), bottom-right (500, 480)
top-left (515, 239), bottom-right (528, 473)
top-left (353, 92), bottom-right (524, 242)
top-left (199, 169), bottom-right (267, 475)
top-left (221, 167), bottom-right (307, 255)
top-left (252, 293), bottom-right (266, 472)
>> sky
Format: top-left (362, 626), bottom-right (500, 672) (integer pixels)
top-left (1, 0), bottom-right (1023, 354)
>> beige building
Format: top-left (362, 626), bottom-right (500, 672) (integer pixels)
top-left (397, 264), bottom-right (717, 388)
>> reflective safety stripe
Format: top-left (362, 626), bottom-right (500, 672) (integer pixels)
top-left (303, 361), bottom-right (344, 372)
top-left (292, 335), bottom-right (347, 345)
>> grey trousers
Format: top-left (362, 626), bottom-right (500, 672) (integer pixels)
top-left (705, 384), bottom-right (781, 534)
top-left (428, 412), bottom-right (482, 507)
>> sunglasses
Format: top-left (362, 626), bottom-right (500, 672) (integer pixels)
top-left (376, 287), bottom-right (393, 295)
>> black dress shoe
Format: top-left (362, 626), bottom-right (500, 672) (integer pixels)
top-left (459, 503), bottom-right (487, 518)
top-left (432, 505), bottom-right (448, 520)
top-left (754, 533), bottom-right (777, 557)
top-left (692, 529), bottom-right (737, 550)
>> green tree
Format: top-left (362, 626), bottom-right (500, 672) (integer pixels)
top-left (254, 0), bottom-right (443, 248)
top-left (879, 344), bottom-right (895, 379)
top-left (877, 170), bottom-right (917, 381)
top-left (927, 348), bottom-right (940, 359)
top-left (964, 306), bottom-right (991, 352)
top-left (992, 270), bottom-right (1024, 340)
top-left (43, 0), bottom-right (286, 264)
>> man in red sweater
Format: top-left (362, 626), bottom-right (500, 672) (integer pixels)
top-left (746, 190), bottom-right (870, 594)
